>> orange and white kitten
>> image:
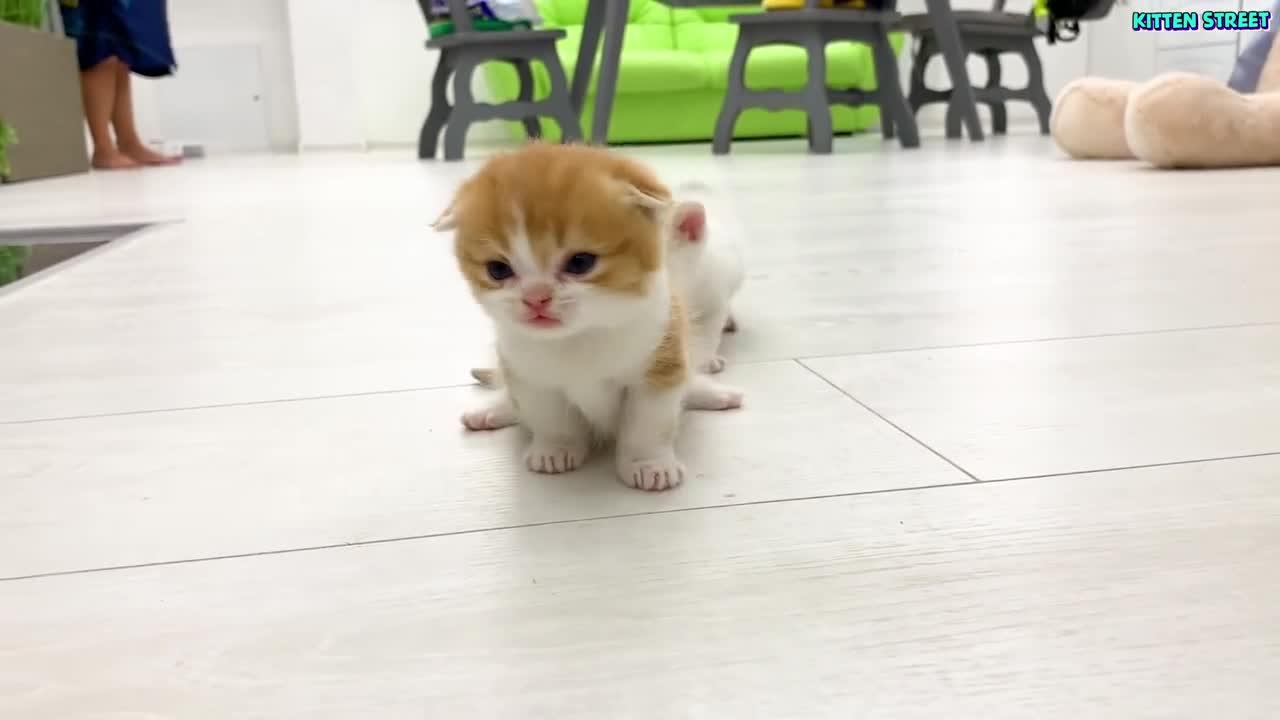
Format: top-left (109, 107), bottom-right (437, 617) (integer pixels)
top-left (468, 192), bottom-right (746, 411)
top-left (435, 143), bottom-right (691, 491)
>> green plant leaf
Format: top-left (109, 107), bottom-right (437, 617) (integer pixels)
top-left (0, 118), bottom-right (19, 178)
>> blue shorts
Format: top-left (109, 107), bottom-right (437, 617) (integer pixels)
top-left (60, 0), bottom-right (176, 78)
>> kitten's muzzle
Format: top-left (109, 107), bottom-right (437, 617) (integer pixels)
top-left (521, 284), bottom-right (554, 314)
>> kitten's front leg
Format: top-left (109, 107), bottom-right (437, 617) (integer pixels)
top-left (508, 379), bottom-right (591, 474)
top-left (616, 385), bottom-right (686, 491)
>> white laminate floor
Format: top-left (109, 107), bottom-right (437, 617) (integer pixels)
top-left (2, 134), bottom-right (1279, 718)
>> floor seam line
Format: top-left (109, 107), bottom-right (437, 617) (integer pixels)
top-left (5, 451), bottom-right (1276, 583)
top-left (0, 382), bottom-right (482, 425)
top-left (10, 322), bottom-right (1280, 425)
top-left (0, 357), bottom-right (795, 426)
top-left (986, 450), bottom-right (1280, 482)
top-left (793, 358), bottom-right (981, 482)
top-left (0, 478), bottom-right (987, 583)
top-left (793, 320), bottom-right (1280, 364)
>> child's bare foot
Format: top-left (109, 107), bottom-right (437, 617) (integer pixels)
top-left (91, 151), bottom-right (141, 170)
top-left (121, 144), bottom-right (181, 166)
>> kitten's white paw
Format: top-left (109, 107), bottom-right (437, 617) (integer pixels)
top-left (618, 453), bottom-right (685, 491)
top-left (684, 386), bottom-right (743, 411)
top-left (525, 438), bottom-right (590, 474)
top-left (684, 375), bottom-right (744, 412)
top-left (700, 356), bottom-right (727, 374)
top-left (461, 404), bottom-right (517, 431)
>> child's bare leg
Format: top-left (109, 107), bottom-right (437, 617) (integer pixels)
top-left (112, 62), bottom-right (180, 166)
top-left (80, 58), bottom-right (137, 170)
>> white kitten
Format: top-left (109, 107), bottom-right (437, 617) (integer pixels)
top-left (665, 181), bottom-right (746, 375)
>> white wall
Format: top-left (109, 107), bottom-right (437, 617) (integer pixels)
top-left (1086, 0), bottom-right (1158, 79)
top-left (352, 0), bottom-right (437, 146)
top-left (286, 0), bottom-right (366, 149)
top-left (132, 0), bottom-right (299, 151)
top-left (348, 0), bottom-right (504, 147)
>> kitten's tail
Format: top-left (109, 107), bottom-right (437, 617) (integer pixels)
top-left (470, 367), bottom-right (504, 388)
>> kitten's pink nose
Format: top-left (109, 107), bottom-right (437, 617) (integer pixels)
top-left (521, 285), bottom-right (553, 311)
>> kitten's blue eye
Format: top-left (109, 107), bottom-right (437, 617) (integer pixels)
top-left (486, 260), bottom-right (514, 281)
top-left (563, 252), bottom-right (597, 276)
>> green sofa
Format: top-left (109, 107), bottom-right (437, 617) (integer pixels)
top-left (481, 0), bottom-right (905, 143)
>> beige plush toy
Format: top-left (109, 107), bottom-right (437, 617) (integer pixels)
top-left (1051, 20), bottom-right (1280, 168)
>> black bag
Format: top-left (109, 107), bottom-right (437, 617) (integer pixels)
top-left (1039, 0), bottom-right (1115, 43)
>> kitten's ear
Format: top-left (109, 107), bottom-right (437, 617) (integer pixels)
top-left (431, 202), bottom-right (458, 232)
top-left (619, 182), bottom-right (668, 221)
top-left (670, 200), bottom-right (707, 243)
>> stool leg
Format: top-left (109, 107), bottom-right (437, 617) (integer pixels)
top-left (419, 51), bottom-right (453, 160)
top-left (983, 50), bottom-right (1007, 135)
top-left (801, 31), bottom-right (833, 154)
top-left (1022, 41), bottom-right (1052, 135)
top-left (443, 55), bottom-right (480, 161)
top-left (871, 31), bottom-right (919, 149)
top-left (538, 48), bottom-right (583, 142)
top-left (941, 38), bottom-right (967, 139)
top-left (713, 33), bottom-right (752, 155)
top-left (907, 35), bottom-right (932, 115)
top-left (513, 58), bottom-right (542, 140)
top-left (944, 94), bottom-right (963, 139)
top-left (880, 103), bottom-right (896, 140)
top-left (588, 0), bottom-right (626, 144)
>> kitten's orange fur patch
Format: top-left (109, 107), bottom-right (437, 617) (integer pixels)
top-left (444, 142), bottom-right (673, 296)
top-left (646, 293), bottom-right (689, 391)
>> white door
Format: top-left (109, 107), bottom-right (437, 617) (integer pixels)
top-left (154, 44), bottom-right (273, 152)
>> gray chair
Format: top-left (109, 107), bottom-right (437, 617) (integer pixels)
top-left (713, 2), bottom-right (919, 155)
top-left (414, 0), bottom-right (582, 161)
top-left (901, 2), bottom-right (1052, 136)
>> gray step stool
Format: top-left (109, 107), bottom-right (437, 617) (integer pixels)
top-left (901, 8), bottom-right (1052, 136)
top-left (713, 5), bottom-right (919, 155)
top-left (414, 0), bottom-right (582, 161)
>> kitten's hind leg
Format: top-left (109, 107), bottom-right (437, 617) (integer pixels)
top-left (683, 374), bottom-right (744, 411)
top-left (509, 380), bottom-right (591, 474)
top-left (470, 367), bottom-right (503, 388)
top-left (461, 392), bottom-right (519, 431)
top-left (617, 385), bottom-right (686, 491)
top-left (693, 306), bottom-right (732, 374)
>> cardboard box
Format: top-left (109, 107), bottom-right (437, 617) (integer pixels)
top-left (0, 20), bottom-right (90, 183)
